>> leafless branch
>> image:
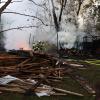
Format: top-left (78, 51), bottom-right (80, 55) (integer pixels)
top-left (2, 11), bottom-right (49, 26)
top-left (29, 0), bottom-right (48, 11)
top-left (0, 0), bottom-right (12, 14)
top-left (77, 0), bottom-right (84, 15)
top-left (0, 25), bottom-right (39, 33)
top-left (63, 0), bottom-right (67, 7)
top-left (59, 0), bottom-right (67, 23)
top-left (0, 0), bottom-right (22, 3)
top-left (29, 0), bottom-right (44, 7)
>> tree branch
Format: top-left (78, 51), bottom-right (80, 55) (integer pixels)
top-left (59, 0), bottom-right (67, 23)
top-left (0, 0), bottom-right (22, 3)
top-left (2, 11), bottom-right (49, 26)
top-left (29, 0), bottom-right (45, 8)
top-left (63, 0), bottom-right (67, 7)
top-left (77, 0), bottom-right (84, 16)
top-left (0, 0), bottom-right (12, 15)
top-left (0, 25), bottom-right (39, 33)
top-left (51, 0), bottom-right (59, 31)
top-left (29, 0), bottom-right (49, 12)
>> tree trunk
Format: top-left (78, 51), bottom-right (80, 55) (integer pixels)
top-left (51, 0), bottom-right (59, 32)
top-left (0, 0), bottom-right (12, 51)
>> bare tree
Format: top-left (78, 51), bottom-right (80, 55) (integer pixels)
top-left (51, 0), bottom-right (67, 32)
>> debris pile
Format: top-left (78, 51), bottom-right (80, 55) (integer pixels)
top-left (59, 48), bottom-right (93, 58)
top-left (0, 50), bottom-right (96, 96)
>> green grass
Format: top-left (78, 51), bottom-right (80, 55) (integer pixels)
top-left (85, 59), bottom-right (100, 66)
top-left (74, 59), bottom-right (100, 85)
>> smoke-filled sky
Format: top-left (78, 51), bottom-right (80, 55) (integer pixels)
top-left (1, 0), bottom-right (41, 50)
top-left (0, 0), bottom-right (86, 50)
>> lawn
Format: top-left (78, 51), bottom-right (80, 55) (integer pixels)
top-left (85, 59), bottom-right (100, 66)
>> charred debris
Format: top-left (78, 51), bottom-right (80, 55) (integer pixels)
top-left (59, 36), bottom-right (100, 59)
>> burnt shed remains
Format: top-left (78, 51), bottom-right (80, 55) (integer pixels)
top-left (83, 36), bottom-right (100, 55)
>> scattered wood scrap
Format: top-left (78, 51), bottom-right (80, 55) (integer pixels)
top-left (0, 50), bottom-right (96, 96)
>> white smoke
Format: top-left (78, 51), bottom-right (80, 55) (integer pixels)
top-left (32, 0), bottom-right (86, 49)
top-left (1, 0), bottom-right (86, 50)
top-left (1, 0), bottom-right (39, 50)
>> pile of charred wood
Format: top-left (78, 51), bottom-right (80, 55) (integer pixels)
top-left (0, 50), bottom-right (65, 78)
top-left (0, 50), bottom-right (95, 96)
